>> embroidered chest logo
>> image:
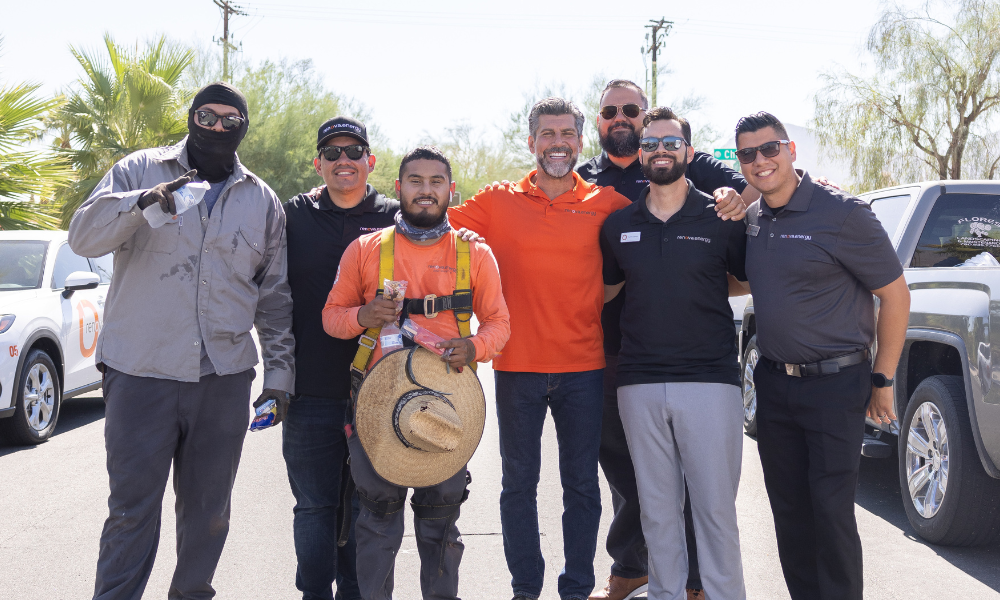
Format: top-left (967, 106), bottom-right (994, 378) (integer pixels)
top-left (358, 226), bottom-right (383, 232)
top-left (677, 235), bottom-right (711, 243)
top-left (564, 209), bottom-right (597, 217)
top-left (780, 234), bottom-right (812, 240)
top-left (621, 232), bottom-right (641, 243)
top-left (428, 265), bottom-right (457, 274)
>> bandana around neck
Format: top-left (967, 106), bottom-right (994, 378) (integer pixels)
top-left (394, 211), bottom-right (452, 242)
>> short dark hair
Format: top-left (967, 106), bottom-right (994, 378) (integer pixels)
top-left (600, 79), bottom-right (649, 110)
top-left (528, 97), bottom-right (585, 139)
top-left (642, 106), bottom-right (690, 141)
top-left (398, 145), bottom-right (452, 181)
top-left (735, 112), bottom-right (789, 143)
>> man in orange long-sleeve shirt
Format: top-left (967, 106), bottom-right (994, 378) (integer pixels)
top-left (448, 98), bottom-right (631, 600)
top-left (323, 146), bottom-right (509, 600)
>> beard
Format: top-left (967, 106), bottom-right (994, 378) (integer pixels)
top-left (536, 145), bottom-right (578, 178)
top-left (642, 153), bottom-right (688, 185)
top-left (401, 195), bottom-right (448, 228)
top-left (600, 123), bottom-right (641, 158)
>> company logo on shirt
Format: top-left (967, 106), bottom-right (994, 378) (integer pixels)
top-left (428, 265), bottom-right (457, 274)
top-left (635, 179), bottom-right (649, 185)
top-left (677, 235), bottom-right (711, 243)
top-left (359, 226), bottom-right (383, 232)
top-left (621, 232), bottom-right (641, 243)
top-left (780, 234), bottom-right (812, 240)
top-left (564, 209), bottom-right (597, 217)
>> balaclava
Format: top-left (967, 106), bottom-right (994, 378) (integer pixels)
top-left (186, 82), bottom-right (249, 182)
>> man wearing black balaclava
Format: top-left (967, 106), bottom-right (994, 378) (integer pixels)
top-left (68, 82), bottom-right (295, 600)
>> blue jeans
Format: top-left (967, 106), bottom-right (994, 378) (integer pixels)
top-left (495, 370), bottom-right (604, 600)
top-left (282, 395), bottom-right (361, 600)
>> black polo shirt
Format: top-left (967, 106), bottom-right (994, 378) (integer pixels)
top-left (284, 185), bottom-right (399, 398)
top-left (579, 150), bottom-right (750, 356)
top-left (600, 182), bottom-right (748, 387)
top-left (746, 171), bottom-right (903, 365)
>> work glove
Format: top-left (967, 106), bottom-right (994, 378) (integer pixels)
top-left (136, 169), bottom-right (198, 214)
top-left (251, 388), bottom-right (292, 430)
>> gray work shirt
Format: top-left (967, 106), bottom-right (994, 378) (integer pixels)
top-left (68, 137), bottom-right (295, 392)
top-left (745, 171), bottom-right (903, 364)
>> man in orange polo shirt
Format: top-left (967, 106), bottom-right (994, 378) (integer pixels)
top-left (323, 146), bottom-right (510, 600)
top-left (449, 98), bottom-right (631, 600)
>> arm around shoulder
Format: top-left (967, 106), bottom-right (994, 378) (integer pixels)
top-left (467, 242), bottom-right (510, 362)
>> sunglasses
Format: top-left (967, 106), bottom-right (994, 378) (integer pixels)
top-left (194, 110), bottom-right (245, 131)
top-left (600, 103), bottom-right (644, 120)
top-left (735, 140), bottom-right (790, 164)
top-left (640, 136), bottom-right (686, 152)
top-left (318, 144), bottom-right (368, 161)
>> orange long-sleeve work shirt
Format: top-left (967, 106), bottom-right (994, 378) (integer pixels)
top-left (322, 228), bottom-right (510, 367)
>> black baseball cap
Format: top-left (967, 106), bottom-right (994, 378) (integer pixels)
top-left (317, 116), bottom-right (368, 149)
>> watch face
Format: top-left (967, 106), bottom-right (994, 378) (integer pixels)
top-left (872, 372), bottom-right (890, 387)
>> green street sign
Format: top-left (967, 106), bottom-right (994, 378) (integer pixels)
top-left (714, 148), bottom-right (738, 161)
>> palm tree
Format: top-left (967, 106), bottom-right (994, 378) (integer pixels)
top-left (52, 34), bottom-right (193, 226)
top-left (0, 36), bottom-right (71, 230)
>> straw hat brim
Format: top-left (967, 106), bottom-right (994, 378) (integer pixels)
top-left (356, 347), bottom-right (486, 488)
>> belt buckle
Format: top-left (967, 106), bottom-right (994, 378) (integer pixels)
top-left (785, 363), bottom-right (801, 377)
top-left (424, 294), bottom-right (438, 319)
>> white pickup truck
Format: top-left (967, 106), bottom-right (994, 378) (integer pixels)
top-left (739, 180), bottom-right (1000, 547)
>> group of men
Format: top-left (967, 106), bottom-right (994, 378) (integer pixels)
top-left (68, 77), bottom-right (909, 600)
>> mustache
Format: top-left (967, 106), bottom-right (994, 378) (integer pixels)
top-left (544, 145), bottom-right (573, 155)
top-left (609, 122), bottom-right (635, 133)
top-left (411, 195), bottom-right (442, 204)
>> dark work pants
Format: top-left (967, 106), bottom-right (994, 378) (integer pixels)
top-left (282, 395), bottom-right (360, 600)
top-left (600, 356), bottom-right (701, 588)
top-left (94, 367), bottom-right (254, 600)
top-left (754, 358), bottom-right (871, 600)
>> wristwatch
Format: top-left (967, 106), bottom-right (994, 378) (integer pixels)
top-left (872, 372), bottom-right (895, 388)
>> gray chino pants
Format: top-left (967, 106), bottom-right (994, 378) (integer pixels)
top-left (618, 382), bottom-right (746, 600)
top-left (347, 432), bottom-right (467, 600)
top-left (93, 367), bottom-right (254, 600)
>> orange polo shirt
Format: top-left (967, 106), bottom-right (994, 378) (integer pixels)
top-left (322, 229), bottom-right (510, 367)
top-left (448, 171), bottom-right (631, 373)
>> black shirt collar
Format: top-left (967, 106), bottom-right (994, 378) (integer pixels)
top-left (632, 179), bottom-right (706, 224)
top-left (759, 169), bottom-right (813, 216)
top-left (316, 184), bottom-right (382, 214)
top-left (592, 150), bottom-right (640, 174)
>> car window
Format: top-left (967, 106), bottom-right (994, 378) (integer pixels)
top-left (0, 241), bottom-right (48, 291)
top-left (89, 253), bottom-right (114, 284)
top-left (869, 193), bottom-right (912, 242)
top-left (911, 193), bottom-right (1000, 267)
top-left (51, 243), bottom-right (94, 289)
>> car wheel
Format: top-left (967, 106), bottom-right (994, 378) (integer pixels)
top-left (742, 335), bottom-right (759, 436)
top-left (898, 375), bottom-right (1000, 546)
top-left (0, 349), bottom-right (61, 445)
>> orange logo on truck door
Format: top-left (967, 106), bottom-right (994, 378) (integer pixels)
top-left (76, 300), bottom-right (100, 358)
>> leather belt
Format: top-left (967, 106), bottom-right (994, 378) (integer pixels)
top-left (767, 348), bottom-right (870, 377)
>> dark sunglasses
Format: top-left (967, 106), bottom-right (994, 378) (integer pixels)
top-left (735, 140), bottom-right (790, 164)
top-left (194, 110), bottom-right (245, 131)
top-left (318, 144), bottom-right (368, 161)
top-left (600, 103), bottom-right (644, 120)
top-left (640, 136), bottom-right (686, 152)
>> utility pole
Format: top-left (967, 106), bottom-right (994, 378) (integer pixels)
top-left (213, 0), bottom-right (246, 81)
top-left (641, 18), bottom-right (673, 107)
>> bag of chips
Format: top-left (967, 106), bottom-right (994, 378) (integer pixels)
top-left (380, 279), bottom-right (408, 351)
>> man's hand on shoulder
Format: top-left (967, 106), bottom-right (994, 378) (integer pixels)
top-left (456, 227), bottom-right (484, 243)
top-left (436, 337), bottom-right (476, 369)
top-left (815, 176), bottom-right (842, 190)
top-left (713, 187), bottom-right (747, 221)
top-left (478, 180), bottom-right (512, 194)
top-left (357, 296), bottom-right (400, 328)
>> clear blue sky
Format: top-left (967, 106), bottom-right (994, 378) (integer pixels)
top-left (3, 0), bottom-right (912, 149)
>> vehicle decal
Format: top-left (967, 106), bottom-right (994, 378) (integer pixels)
top-left (7, 345), bottom-right (16, 358)
top-left (76, 300), bottom-right (100, 358)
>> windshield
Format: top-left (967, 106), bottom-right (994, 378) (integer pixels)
top-left (0, 241), bottom-right (48, 290)
top-left (912, 193), bottom-right (1000, 267)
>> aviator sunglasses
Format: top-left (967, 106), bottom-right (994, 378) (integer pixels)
top-left (194, 110), bottom-right (245, 131)
top-left (735, 140), bottom-right (790, 164)
top-left (318, 144), bottom-right (368, 161)
top-left (600, 103), bottom-right (644, 120)
top-left (640, 136), bottom-right (686, 152)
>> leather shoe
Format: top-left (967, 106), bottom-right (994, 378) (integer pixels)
top-left (588, 575), bottom-right (649, 600)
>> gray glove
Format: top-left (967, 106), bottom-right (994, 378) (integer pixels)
top-left (137, 169), bottom-right (197, 214)
top-left (252, 388), bottom-right (292, 429)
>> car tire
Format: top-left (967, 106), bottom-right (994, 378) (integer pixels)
top-left (0, 349), bottom-right (61, 445)
top-left (741, 334), bottom-right (759, 436)
top-left (898, 375), bottom-right (1000, 546)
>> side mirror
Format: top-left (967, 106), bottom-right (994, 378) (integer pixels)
top-left (63, 271), bottom-right (100, 298)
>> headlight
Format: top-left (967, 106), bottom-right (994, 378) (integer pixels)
top-left (0, 315), bottom-right (15, 334)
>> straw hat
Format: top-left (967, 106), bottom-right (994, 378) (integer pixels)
top-left (355, 347), bottom-right (486, 488)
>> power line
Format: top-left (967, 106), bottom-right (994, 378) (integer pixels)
top-left (642, 18), bottom-right (673, 107)
top-left (212, 0), bottom-right (247, 81)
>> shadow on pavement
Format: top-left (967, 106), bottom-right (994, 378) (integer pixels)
top-left (0, 394), bottom-right (105, 456)
top-left (855, 450), bottom-right (1000, 592)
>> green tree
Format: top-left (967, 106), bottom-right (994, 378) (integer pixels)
top-left (0, 36), bottom-right (70, 229)
top-left (429, 123), bottom-right (525, 202)
top-left (814, 0), bottom-right (1000, 190)
top-left (51, 34), bottom-right (193, 226)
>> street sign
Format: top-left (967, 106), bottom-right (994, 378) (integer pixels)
top-left (714, 148), bottom-right (738, 161)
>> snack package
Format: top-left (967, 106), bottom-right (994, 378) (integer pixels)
top-left (143, 181), bottom-right (211, 229)
top-left (380, 279), bottom-right (408, 351)
top-left (250, 398), bottom-right (277, 431)
top-left (401, 318), bottom-right (453, 359)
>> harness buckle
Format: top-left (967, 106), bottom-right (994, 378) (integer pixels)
top-left (424, 294), bottom-right (439, 319)
top-left (359, 334), bottom-right (377, 350)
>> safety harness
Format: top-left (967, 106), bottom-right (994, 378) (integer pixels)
top-left (350, 228), bottom-right (476, 400)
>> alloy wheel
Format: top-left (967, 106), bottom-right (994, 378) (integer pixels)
top-left (22, 363), bottom-right (55, 432)
top-left (906, 401), bottom-right (950, 518)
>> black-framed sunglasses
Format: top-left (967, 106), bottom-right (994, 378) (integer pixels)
top-left (194, 110), bottom-right (245, 131)
top-left (318, 144), bottom-right (368, 161)
top-left (600, 103), bottom-right (644, 120)
top-left (640, 136), bottom-right (686, 152)
top-left (735, 140), bottom-right (790, 164)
